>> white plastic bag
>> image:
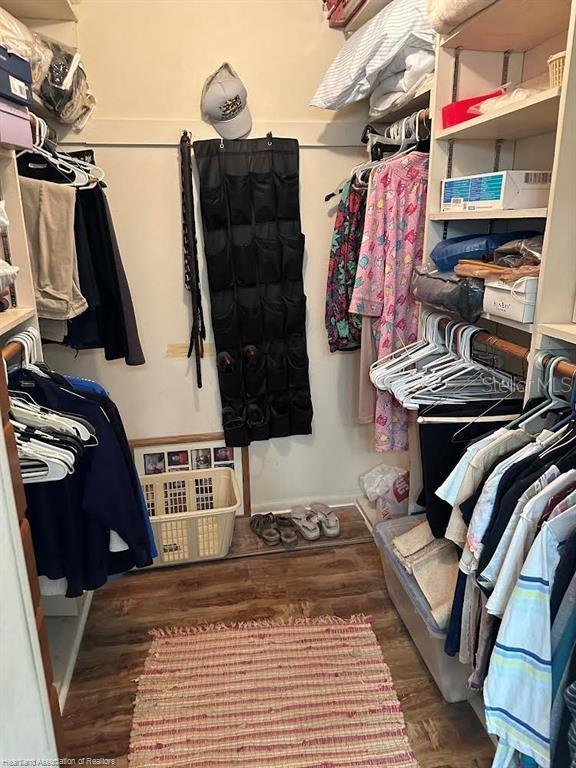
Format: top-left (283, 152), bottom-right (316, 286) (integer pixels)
top-left (359, 464), bottom-right (410, 520)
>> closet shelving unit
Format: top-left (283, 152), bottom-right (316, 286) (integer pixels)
top-left (403, 0), bottom-right (576, 722)
top-left (0, 0), bottom-right (89, 716)
top-left (424, 0), bottom-right (576, 359)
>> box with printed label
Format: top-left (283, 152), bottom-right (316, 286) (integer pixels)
top-left (483, 277), bottom-right (538, 323)
top-left (0, 45), bottom-right (32, 107)
top-left (441, 171), bottom-right (551, 212)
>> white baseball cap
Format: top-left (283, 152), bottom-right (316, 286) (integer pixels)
top-left (201, 63), bottom-right (252, 140)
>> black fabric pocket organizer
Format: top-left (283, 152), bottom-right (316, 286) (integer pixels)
top-left (270, 394), bottom-right (291, 437)
top-left (232, 241), bottom-right (258, 287)
top-left (267, 340), bottom-right (288, 392)
top-left (286, 335), bottom-right (309, 389)
top-left (281, 234), bottom-right (305, 281)
top-left (226, 174), bottom-right (252, 226)
top-left (193, 137), bottom-right (312, 446)
top-left (251, 172), bottom-right (276, 223)
top-left (263, 297), bottom-right (285, 340)
top-left (243, 344), bottom-right (267, 398)
top-left (284, 295), bottom-right (306, 335)
top-left (274, 172), bottom-right (299, 220)
top-left (290, 389), bottom-right (313, 435)
top-left (206, 244), bottom-right (234, 291)
top-left (223, 404), bottom-right (249, 447)
top-left (201, 185), bottom-right (227, 230)
top-left (217, 349), bottom-right (244, 401)
top-left (247, 400), bottom-right (270, 442)
top-left (211, 292), bottom-right (240, 348)
top-left (238, 287), bottom-right (264, 344)
top-left (256, 237), bottom-right (282, 284)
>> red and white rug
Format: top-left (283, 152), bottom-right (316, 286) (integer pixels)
top-left (129, 615), bottom-right (419, 767)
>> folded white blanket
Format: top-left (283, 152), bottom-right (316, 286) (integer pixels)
top-left (427, 0), bottom-right (496, 35)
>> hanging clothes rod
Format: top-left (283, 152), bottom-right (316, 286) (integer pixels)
top-left (437, 318), bottom-right (576, 378)
top-left (1, 340), bottom-right (24, 362)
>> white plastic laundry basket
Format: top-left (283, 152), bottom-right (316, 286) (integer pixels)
top-left (548, 51), bottom-right (566, 87)
top-left (140, 467), bottom-right (241, 566)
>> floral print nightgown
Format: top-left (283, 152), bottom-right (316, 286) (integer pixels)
top-left (325, 179), bottom-right (368, 352)
top-left (349, 152), bottom-right (429, 452)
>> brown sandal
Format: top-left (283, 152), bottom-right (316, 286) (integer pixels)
top-left (250, 513), bottom-right (280, 545)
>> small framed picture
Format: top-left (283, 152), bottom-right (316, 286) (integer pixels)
top-left (213, 446), bottom-right (234, 464)
top-left (144, 452), bottom-right (165, 475)
top-left (167, 450), bottom-right (190, 471)
top-left (191, 448), bottom-right (212, 470)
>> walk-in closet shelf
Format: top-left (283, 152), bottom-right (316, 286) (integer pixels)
top-left (441, 0), bottom-right (571, 51)
top-left (400, 0), bottom-right (576, 734)
top-left (0, 0), bottom-right (78, 22)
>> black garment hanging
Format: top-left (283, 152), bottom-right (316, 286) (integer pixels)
top-left (193, 136), bottom-right (313, 447)
top-left (417, 399), bottom-right (524, 538)
top-left (17, 150), bottom-right (145, 366)
top-left (179, 131), bottom-right (205, 387)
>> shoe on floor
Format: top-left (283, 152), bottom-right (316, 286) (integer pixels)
top-left (310, 502), bottom-right (340, 538)
top-left (290, 506), bottom-right (320, 541)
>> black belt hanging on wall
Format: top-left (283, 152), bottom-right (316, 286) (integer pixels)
top-left (193, 135), bottom-right (313, 447)
top-left (179, 131), bottom-right (205, 388)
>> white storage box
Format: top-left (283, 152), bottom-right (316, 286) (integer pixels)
top-left (373, 517), bottom-right (471, 703)
top-left (483, 276), bottom-right (538, 323)
top-left (441, 170), bottom-right (551, 212)
top-left (140, 467), bottom-right (241, 567)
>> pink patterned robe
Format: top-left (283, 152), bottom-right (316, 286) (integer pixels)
top-left (349, 152), bottom-right (429, 452)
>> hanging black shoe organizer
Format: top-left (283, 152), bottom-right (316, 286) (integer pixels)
top-left (193, 136), bottom-right (313, 447)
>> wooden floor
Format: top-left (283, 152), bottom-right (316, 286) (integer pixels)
top-left (63, 542), bottom-right (495, 768)
top-left (227, 504), bottom-right (372, 558)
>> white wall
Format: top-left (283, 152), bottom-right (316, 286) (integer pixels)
top-left (46, 0), bottom-right (404, 511)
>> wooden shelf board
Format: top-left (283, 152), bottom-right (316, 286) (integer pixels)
top-left (537, 322), bottom-right (576, 345)
top-left (437, 87), bottom-right (561, 141)
top-left (0, 0), bottom-right (77, 21)
top-left (0, 307), bottom-right (36, 335)
top-left (441, 0), bottom-right (571, 52)
top-left (481, 313), bottom-right (533, 333)
top-left (429, 208), bottom-right (548, 221)
top-left (372, 82), bottom-right (432, 124)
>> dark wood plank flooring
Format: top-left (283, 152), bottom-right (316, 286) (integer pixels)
top-left (63, 542), bottom-right (495, 768)
top-left (227, 504), bottom-right (372, 558)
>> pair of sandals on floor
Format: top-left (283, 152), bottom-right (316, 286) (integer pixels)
top-left (250, 504), bottom-right (340, 549)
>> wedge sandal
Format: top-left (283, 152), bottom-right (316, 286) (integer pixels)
top-left (290, 505), bottom-right (320, 541)
top-left (310, 502), bottom-right (340, 538)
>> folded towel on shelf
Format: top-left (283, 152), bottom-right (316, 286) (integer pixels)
top-left (392, 519), bottom-right (435, 558)
top-left (391, 518), bottom-right (459, 629)
top-left (412, 543), bottom-right (459, 629)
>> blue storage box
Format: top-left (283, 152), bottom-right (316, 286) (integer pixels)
top-left (0, 45), bottom-right (32, 106)
top-left (430, 231), bottom-right (538, 272)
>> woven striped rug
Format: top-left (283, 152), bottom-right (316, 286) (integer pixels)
top-left (129, 615), bottom-right (419, 767)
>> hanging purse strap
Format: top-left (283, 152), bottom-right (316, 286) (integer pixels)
top-left (179, 131), bottom-right (205, 388)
